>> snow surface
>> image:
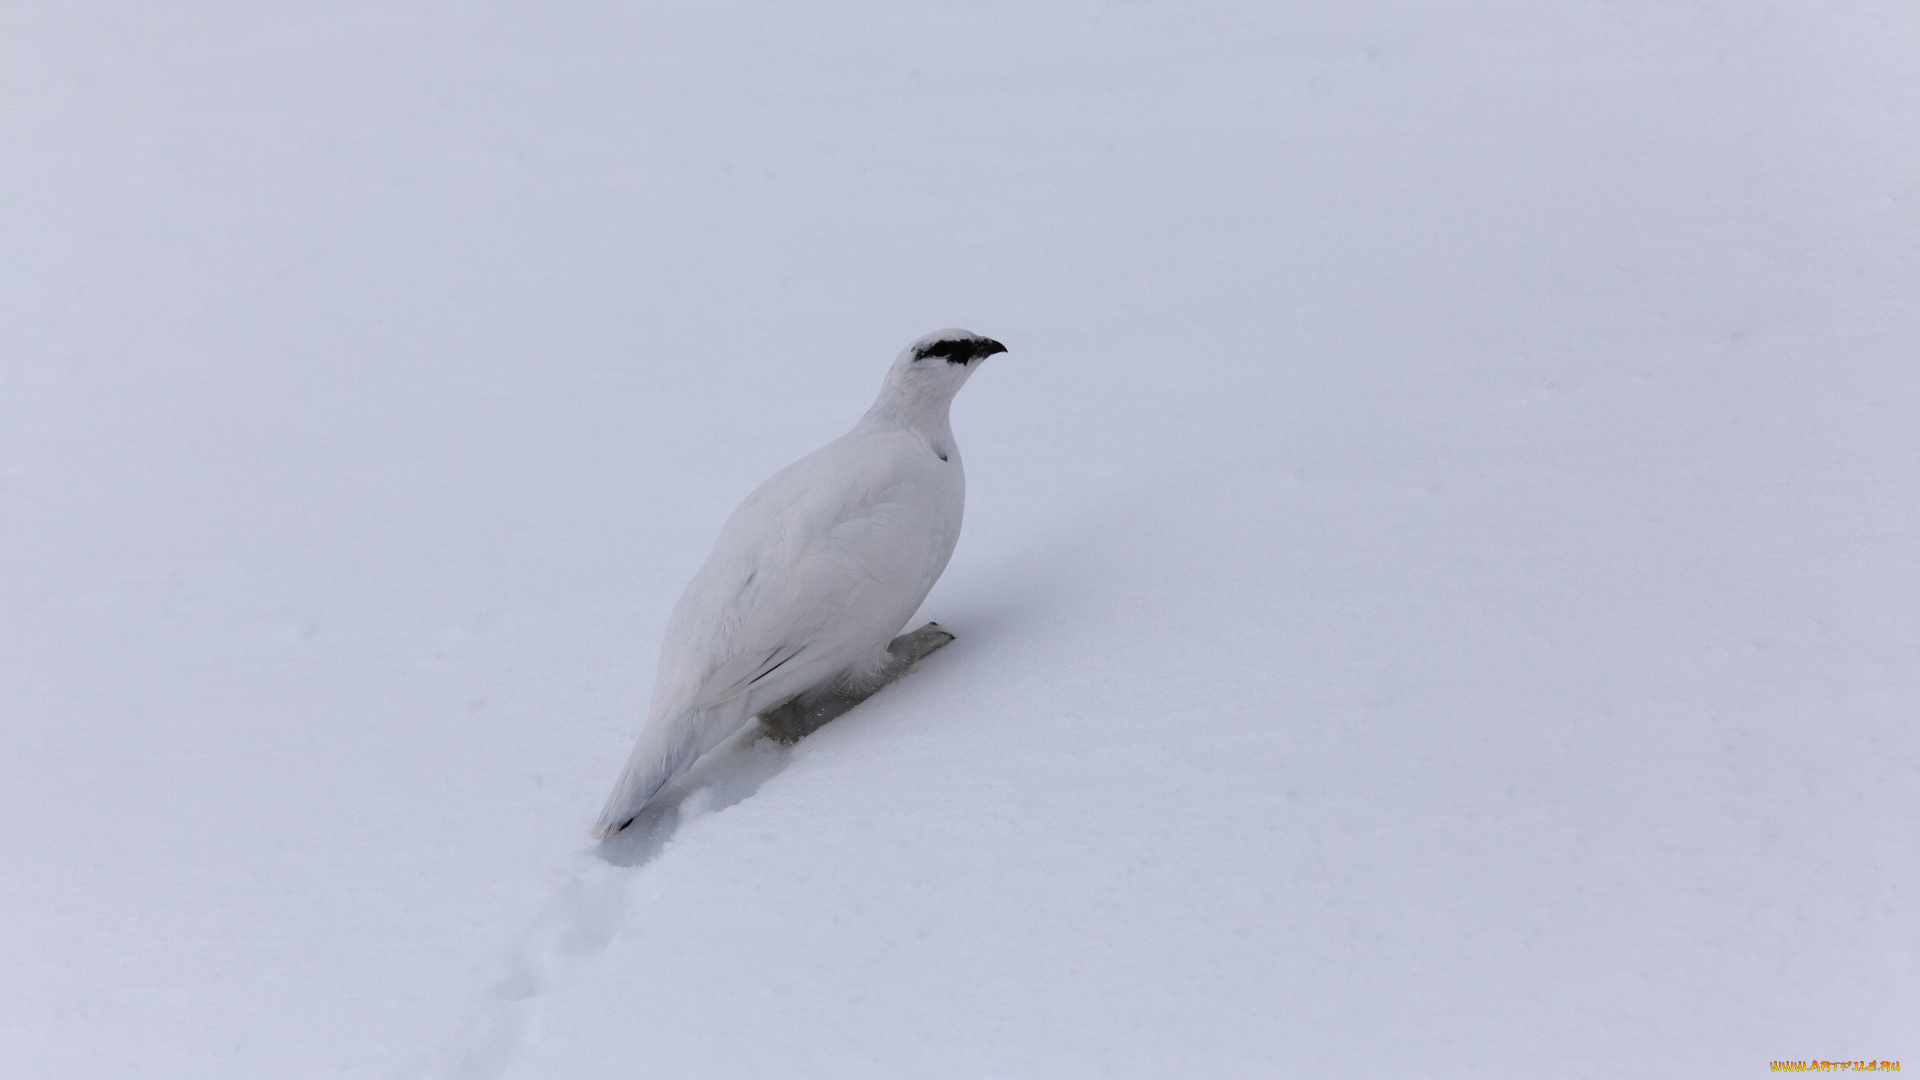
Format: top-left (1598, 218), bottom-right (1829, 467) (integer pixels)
top-left (3, 1), bottom-right (1916, 1077)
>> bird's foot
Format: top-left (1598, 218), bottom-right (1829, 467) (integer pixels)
top-left (757, 622), bottom-right (955, 744)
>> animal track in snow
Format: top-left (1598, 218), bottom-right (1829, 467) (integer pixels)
top-left (427, 730), bottom-right (795, 1080)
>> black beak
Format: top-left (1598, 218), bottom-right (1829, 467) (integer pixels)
top-left (954, 338), bottom-right (1007, 364)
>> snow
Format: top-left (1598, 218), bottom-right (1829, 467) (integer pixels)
top-left (3, 1), bottom-right (1915, 1077)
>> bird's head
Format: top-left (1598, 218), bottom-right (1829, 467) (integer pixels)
top-left (905, 329), bottom-right (1007, 368)
top-left (865, 329), bottom-right (1005, 424)
top-left (886, 328), bottom-right (1005, 390)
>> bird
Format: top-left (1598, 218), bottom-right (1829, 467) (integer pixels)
top-left (593, 329), bottom-right (1006, 838)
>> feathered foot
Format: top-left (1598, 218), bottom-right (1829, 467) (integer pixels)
top-left (757, 622), bottom-right (955, 744)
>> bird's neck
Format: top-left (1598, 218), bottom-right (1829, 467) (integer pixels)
top-left (859, 381), bottom-right (959, 443)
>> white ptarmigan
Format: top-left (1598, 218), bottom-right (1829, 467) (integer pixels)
top-left (593, 329), bottom-right (1005, 838)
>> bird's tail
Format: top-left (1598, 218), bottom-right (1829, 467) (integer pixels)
top-left (591, 754), bottom-right (675, 840)
top-left (592, 702), bottom-right (745, 839)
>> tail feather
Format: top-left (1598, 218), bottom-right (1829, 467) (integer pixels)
top-left (592, 701), bottom-right (749, 838)
top-left (592, 755), bottom-right (674, 839)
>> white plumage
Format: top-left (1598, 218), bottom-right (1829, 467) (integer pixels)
top-left (593, 329), bottom-right (1005, 838)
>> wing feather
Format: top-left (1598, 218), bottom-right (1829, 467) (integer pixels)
top-left (688, 642), bottom-right (809, 709)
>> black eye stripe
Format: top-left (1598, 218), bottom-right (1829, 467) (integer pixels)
top-left (912, 338), bottom-right (1008, 364)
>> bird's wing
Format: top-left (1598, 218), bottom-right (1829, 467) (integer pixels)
top-left (661, 431), bottom-right (956, 717)
top-left (687, 641), bottom-right (809, 709)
